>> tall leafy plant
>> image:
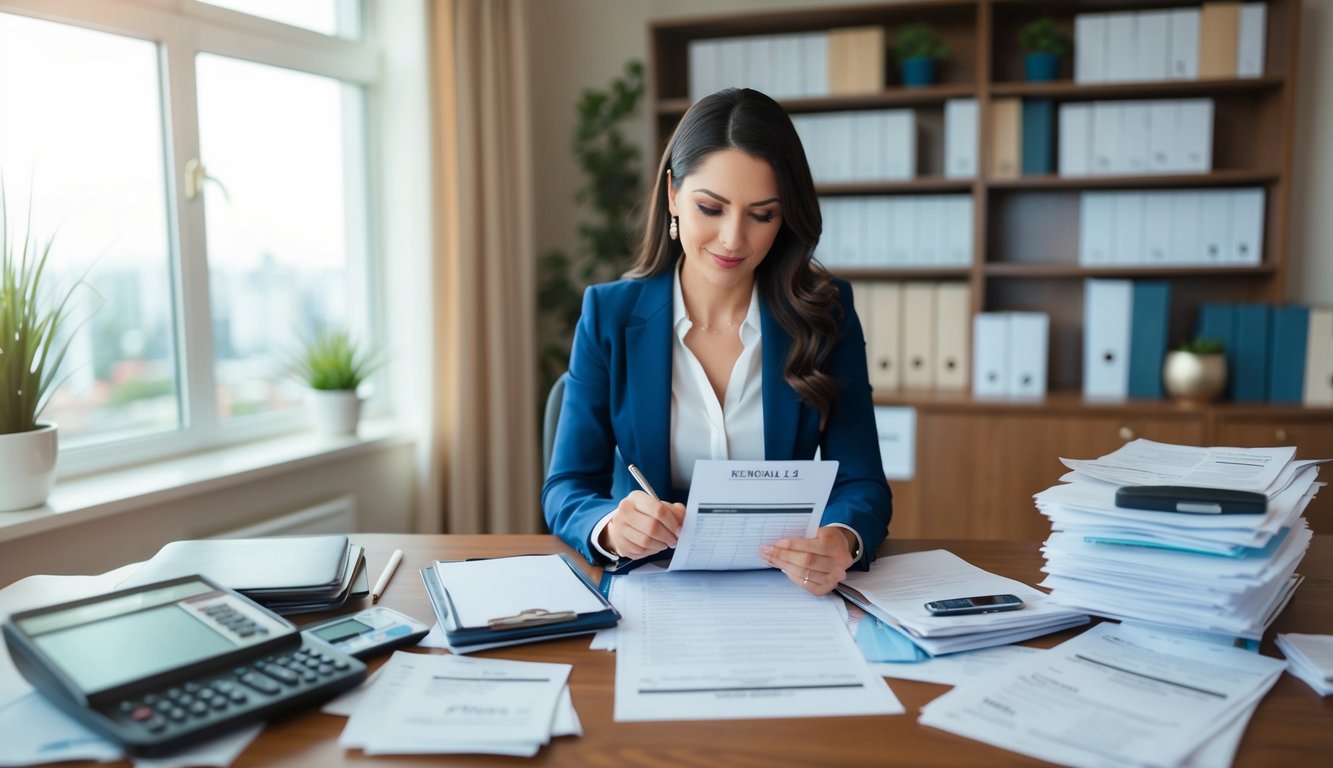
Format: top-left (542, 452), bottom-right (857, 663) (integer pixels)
top-left (537, 60), bottom-right (645, 397)
top-left (0, 194), bottom-right (79, 434)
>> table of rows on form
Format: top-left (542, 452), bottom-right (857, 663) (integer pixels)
top-left (687, 504), bottom-right (816, 570)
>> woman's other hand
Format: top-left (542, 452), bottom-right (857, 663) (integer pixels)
top-left (760, 526), bottom-right (857, 595)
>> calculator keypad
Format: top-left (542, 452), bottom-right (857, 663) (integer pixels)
top-left (104, 639), bottom-right (362, 748)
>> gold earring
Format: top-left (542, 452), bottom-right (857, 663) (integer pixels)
top-left (668, 216), bottom-right (678, 241)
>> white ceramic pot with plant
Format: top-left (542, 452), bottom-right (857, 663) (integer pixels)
top-left (0, 196), bottom-right (81, 511)
top-left (1163, 337), bottom-right (1228, 404)
top-left (293, 328), bottom-right (381, 437)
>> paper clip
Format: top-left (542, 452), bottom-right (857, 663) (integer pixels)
top-left (487, 608), bottom-right (578, 630)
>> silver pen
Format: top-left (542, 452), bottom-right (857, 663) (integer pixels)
top-left (627, 463), bottom-right (660, 502)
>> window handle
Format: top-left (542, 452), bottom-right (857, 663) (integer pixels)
top-left (184, 158), bottom-right (230, 202)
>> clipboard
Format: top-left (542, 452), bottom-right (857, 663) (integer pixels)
top-left (419, 553), bottom-right (620, 650)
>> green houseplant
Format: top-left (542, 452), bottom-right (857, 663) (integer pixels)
top-left (1017, 17), bottom-right (1072, 81)
top-left (1163, 336), bottom-right (1228, 403)
top-left (894, 23), bottom-right (949, 87)
top-left (0, 194), bottom-right (80, 510)
top-left (536, 60), bottom-right (645, 401)
top-left (292, 327), bottom-right (382, 436)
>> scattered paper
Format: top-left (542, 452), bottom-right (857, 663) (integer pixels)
top-left (613, 569), bottom-right (903, 721)
top-left (1276, 633), bottom-right (1333, 696)
top-left (1060, 439), bottom-right (1294, 493)
top-left (874, 645), bottom-right (1042, 687)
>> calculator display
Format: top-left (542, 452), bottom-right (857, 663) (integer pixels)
top-left (310, 617), bottom-right (373, 645)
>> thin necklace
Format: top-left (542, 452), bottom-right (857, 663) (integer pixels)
top-left (689, 315), bottom-right (742, 334)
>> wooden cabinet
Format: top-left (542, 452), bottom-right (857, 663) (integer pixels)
top-left (1211, 408), bottom-right (1333, 532)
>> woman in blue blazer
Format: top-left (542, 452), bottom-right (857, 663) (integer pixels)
top-left (543, 88), bottom-right (891, 595)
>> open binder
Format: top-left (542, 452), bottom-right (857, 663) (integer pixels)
top-left (420, 553), bottom-right (619, 650)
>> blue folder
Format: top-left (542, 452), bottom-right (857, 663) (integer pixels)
top-left (1232, 303), bottom-right (1271, 402)
top-left (1021, 99), bottom-right (1054, 175)
top-left (1268, 305), bottom-right (1310, 404)
top-left (1197, 303), bottom-right (1236, 399)
top-left (1128, 281), bottom-right (1170, 398)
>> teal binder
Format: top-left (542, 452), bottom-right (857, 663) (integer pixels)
top-left (1232, 303), bottom-right (1271, 402)
top-left (1197, 303), bottom-right (1236, 399)
top-left (1021, 99), bottom-right (1054, 175)
top-left (1268, 305), bottom-right (1309, 404)
top-left (1128, 281), bottom-right (1170, 398)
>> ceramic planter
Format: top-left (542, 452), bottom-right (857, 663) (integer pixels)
top-left (900, 57), bottom-right (937, 87)
top-left (1024, 52), bottom-right (1061, 81)
top-left (309, 389), bottom-right (362, 437)
top-left (0, 423), bottom-right (58, 511)
top-left (1163, 351), bottom-right (1228, 403)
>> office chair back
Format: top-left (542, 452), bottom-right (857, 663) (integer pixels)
top-left (542, 372), bottom-right (568, 478)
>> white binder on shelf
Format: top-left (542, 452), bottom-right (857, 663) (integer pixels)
top-left (867, 282), bottom-right (903, 392)
top-left (1059, 103), bottom-right (1091, 177)
top-left (743, 37), bottom-right (773, 96)
top-left (884, 110), bottom-right (916, 180)
top-left (772, 35), bottom-right (803, 99)
top-left (1008, 312), bottom-right (1050, 398)
top-left (688, 40), bottom-right (719, 101)
top-left (825, 113), bottom-right (854, 182)
top-left (1079, 192), bottom-right (1114, 265)
top-left (1147, 101), bottom-right (1177, 173)
top-left (1199, 189), bottom-right (1232, 265)
top-left (864, 197), bottom-right (892, 267)
top-left (873, 406), bottom-right (916, 481)
top-left (1135, 11), bottom-right (1171, 82)
top-left (915, 197), bottom-right (943, 266)
top-left (1168, 9), bottom-right (1201, 80)
top-left (934, 282), bottom-right (971, 391)
top-left (1117, 102), bottom-right (1150, 175)
top-left (1090, 102), bottom-right (1120, 175)
top-left (1075, 14), bottom-right (1108, 83)
top-left (817, 198), bottom-right (840, 266)
top-left (1229, 188), bottom-right (1265, 265)
top-left (1106, 13), bottom-right (1138, 82)
top-left (1083, 279), bottom-right (1133, 400)
top-left (1142, 191), bottom-right (1173, 265)
top-left (1304, 308), bottom-right (1333, 407)
top-left (1177, 99), bottom-right (1214, 172)
top-left (837, 197), bottom-right (866, 267)
top-left (1169, 192), bottom-right (1205, 264)
top-left (972, 313), bottom-right (1009, 397)
top-left (718, 38), bottom-right (745, 89)
top-left (1112, 193), bottom-right (1145, 265)
top-left (901, 283), bottom-right (936, 390)
top-left (888, 197), bottom-right (917, 267)
top-left (850, 280), bottom-right (876, 379)
top-left (944, 99), bottom-right (978, 178)
top-left (853, 113), bottom-right (883, 182)
top-left (1237, 3), bottom-right (1268, 78)
top-left (942, 197), bottom-right (973, 267)
top-left (799, 32), bottom-right (829, 97)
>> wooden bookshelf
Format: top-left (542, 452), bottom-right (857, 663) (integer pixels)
top-left (648, 1), bottom-right (1322, 538)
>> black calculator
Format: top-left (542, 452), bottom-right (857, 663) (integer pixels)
top-left (2, 574), bottom-right (366, 756)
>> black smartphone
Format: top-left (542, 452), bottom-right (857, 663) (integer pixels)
top-left (924, 594), bottom-right (1024, 616)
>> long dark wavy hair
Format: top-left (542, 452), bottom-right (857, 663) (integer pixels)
top-left (625, 88), bottom-right (842, 427)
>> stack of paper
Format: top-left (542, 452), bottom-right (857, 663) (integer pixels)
top-left (837, 549), bottom-right (1089, 655)
top-left (337, 652), bottom-right (578, 756)
top-left (1036, 439), bottom-right (1324, 639)
top-left (1275, 633), bottom-right (1333, 696)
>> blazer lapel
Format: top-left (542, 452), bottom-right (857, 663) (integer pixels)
top-left (625, 273), bottom-right (673, 495)
top-left (760, 299), bottom-right (803, 460)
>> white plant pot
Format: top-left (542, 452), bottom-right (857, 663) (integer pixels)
top-left (0, 423), bottom-right (58, 512)
top-left (309, 389), bottom-right (362, 437)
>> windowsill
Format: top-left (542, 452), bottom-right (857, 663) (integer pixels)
top-left (0, 420), bottom-right (415, 544)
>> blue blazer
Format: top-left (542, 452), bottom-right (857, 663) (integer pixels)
top-left (542, 271), bottom-right (892, 569)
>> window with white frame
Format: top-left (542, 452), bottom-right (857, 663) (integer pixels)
top-left (0, 0), bottom-right (380, 474)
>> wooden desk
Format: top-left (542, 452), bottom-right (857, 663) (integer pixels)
top-left (27, 535), bottom-right (1333, 766)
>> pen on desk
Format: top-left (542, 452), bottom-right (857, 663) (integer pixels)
top-left (370, 549), bottom-right (404, 603)
top-left (627, 464), bottom-right (660, 502)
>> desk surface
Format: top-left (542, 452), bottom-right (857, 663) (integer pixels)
top-left (31, 535), bottom-right (1333, 766)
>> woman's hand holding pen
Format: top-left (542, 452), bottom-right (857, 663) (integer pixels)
top-left (601, 492), bottom-right (685, 560)
top-left (760, 527), bottom-right (857, 596)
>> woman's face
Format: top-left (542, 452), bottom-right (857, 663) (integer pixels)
top-left (667, 149), bottom-right (782, 291)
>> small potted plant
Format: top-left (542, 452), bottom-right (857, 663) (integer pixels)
top-left (1163, 337), bottom-right (1227, 403)
top-left (1017, 17), bottom-right (1072, 82)
top-left (0, 194), bottom-right (82, 511)
top-left (292, 328), bottom-right (383, 436)
top-left (894, 23), bottom-right (949, 87)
